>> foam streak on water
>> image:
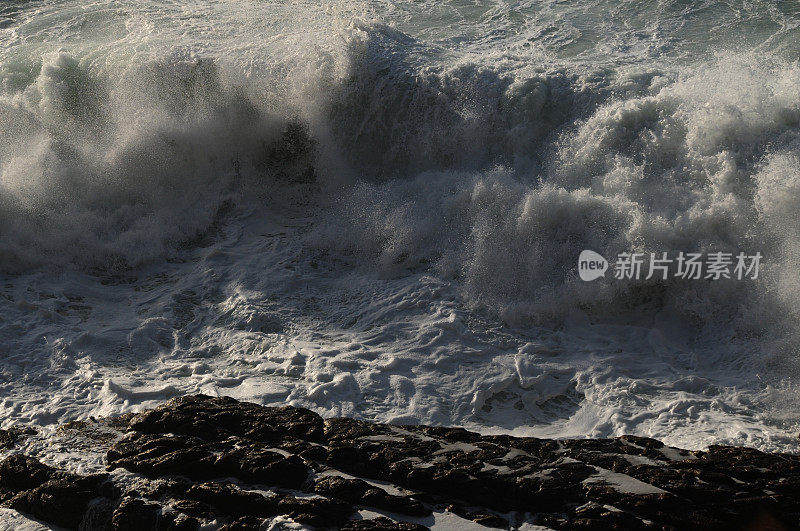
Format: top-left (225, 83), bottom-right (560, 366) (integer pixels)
top-left (1, 0), bottom-right (800, 453)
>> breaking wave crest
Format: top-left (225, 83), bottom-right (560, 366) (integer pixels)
top-left (4, 21), bottom-right (800, 348)
top-left (3, 0), bottom-right (800, 450)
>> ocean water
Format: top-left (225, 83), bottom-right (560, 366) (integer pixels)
top-left (1, 0), bottom-right (800, 453)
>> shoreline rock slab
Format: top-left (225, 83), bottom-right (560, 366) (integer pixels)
top-left (0, 394), bottom-right (797, 530)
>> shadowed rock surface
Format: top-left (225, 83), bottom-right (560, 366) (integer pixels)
top-left (0, 395), bottom-right (797, 529)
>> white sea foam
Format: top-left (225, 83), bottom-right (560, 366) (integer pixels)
top-left (0, 0), bottom-right (800, 460)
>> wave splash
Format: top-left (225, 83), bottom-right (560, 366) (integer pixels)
top-left (2, 8), bottom-right (800, 449)
top-left (4, 24), bottom-right (800, 345)
top-left (316, 31), bottom-right (800, 360)
top-left (0, 50), bottom-right (315, 271)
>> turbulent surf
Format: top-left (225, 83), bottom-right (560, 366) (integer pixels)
top-left (1, 0), bottom-right (800, 453)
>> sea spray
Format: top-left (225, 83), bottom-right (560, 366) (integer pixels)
top-left (0, 0), bottom-right (799, 453)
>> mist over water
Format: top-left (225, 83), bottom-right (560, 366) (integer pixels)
top-left (2, 0), bottom-right (800, 452)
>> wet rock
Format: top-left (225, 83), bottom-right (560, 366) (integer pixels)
top-left (169, 499), bottom-right (215, 519)
top-left (110, 498), bottom-right (161, 530)
top-left (469, 513), bottom-right (509, 528)
top-left (274, 496), bottom-right (353, 527)
top-left (6, 473), bottom-right (108, 528)
top-left (444, 504), bottom-right (508, 529)
top-left (184, 482), bottom-right (277, 517)
top-left (0, 454), bottom-right (57, 491)
top-left (80, 497), bottom-right (115, 531)
top-left (314, 475), bottom-right (429, 516)
top-left (161, 511), bottom-right (201, 531)
top-left (340, 517), bottom-right (429, 530)
top-left (107, 432), bottom-right (311, 488)
top-left (0, 426), bottom-right (36, 449)
top-left (3, 395), bottom-right (800, 530)
top-left (129, 394), bottom-right (324, 444)
top-left (214, 443), bottom-right (311, 487)
top-left (107, 432), bottom-right (218, 479)
top-left (217, 516), bottom-right (266, 531)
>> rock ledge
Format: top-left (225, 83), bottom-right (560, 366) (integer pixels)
top-left (0, 395), bottom-right (797, 530)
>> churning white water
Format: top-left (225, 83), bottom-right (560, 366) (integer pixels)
top-left (2, 0), bottom-right (800, 453)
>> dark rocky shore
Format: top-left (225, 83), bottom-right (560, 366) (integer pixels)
top-left (0, 395), bottom-right (796, 530)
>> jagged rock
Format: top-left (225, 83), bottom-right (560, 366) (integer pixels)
top-left (169, 498), bottom-right (215, 519)
top-left (274, 496), bottom-right (353, 527)
top-left (217, 516), bottom-right (266, 531)
top-left (0, 454), bottom-right (57, 491)
top-left (100, 396), bottom-right (800, 529)
top-left (314, 475), bottom-right (429, 516)
top-left (129, 394), bottom-right (324, 444)
top-left (0, 425), bottom-right (36, 449)
top-left (2, 395), bottom-right (800, 530)
top-left (80, 497), bottom-right (116, 531)
top-left (444, 504), bottom-right (508, 529)
top-left (5, 473), bottom-right (108, 528)
top-left (107, 432), bottom-right (311, 488)
top-left (340, 517), bottom-right (428, 530)
top-left (467, 513), bottom-right (508, 528)
top-left (110, 498), bottom-right (161, 530)
top-left (161, 511), bottom-right (201, 531)
top-left (107, 433), bottom-right (217, 479)
top-left (184, 482), bottom-right (277, 517)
